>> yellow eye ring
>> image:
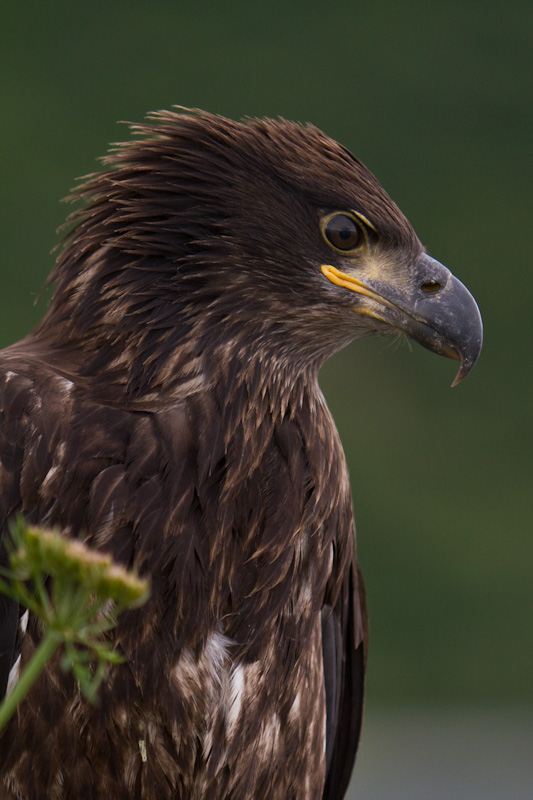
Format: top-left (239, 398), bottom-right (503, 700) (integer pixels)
top-left (320, 211), bottom-right (373, 254)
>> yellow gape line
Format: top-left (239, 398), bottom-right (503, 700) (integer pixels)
top-left (321, 264), bottom-right (395, 311)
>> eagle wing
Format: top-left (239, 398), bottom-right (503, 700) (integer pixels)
top-left (322, 564), bottom-right (367, 799)
top-left (0, 357), bottom-right (40, 697)
top-left (0, 344), bottom-right (169, 696)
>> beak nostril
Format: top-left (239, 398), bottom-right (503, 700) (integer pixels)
top-left (421, 280), bottom-right (441, 294)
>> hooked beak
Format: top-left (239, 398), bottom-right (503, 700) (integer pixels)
top-left (321, 254), bottom-right (483, 386)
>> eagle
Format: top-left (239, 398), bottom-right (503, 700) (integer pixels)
top-left (0, 109), bottom-right (482, 799)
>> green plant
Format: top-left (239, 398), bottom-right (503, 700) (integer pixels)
top-left (0, 518), bottom-right (149, 731)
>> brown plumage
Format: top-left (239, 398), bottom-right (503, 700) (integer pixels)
top-left (0, 109), bottom-right (482, 798)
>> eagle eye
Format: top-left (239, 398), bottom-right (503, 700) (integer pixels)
top-left (322, 213), bottom-right (364, 253)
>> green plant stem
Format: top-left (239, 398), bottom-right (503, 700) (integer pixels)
top-left (0, 631), bottom-right (62, 732)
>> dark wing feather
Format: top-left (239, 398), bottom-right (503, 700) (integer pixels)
top-left (321, 604), bottom-right (342, 774)
top-left (322, 565), bottom-right (367, 800)
top-left (0, 594), bottom-right (18, 698)
top-left (0, 366), bottom-right (35, 700)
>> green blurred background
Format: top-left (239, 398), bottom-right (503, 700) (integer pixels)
top-left (2, 2), bottom-right (531, 796)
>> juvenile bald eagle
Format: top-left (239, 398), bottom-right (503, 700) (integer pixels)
top-left (0, 110), bottom-right (482, 799)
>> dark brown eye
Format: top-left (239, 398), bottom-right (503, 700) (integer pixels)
top-left (323, 214), bottom-right (363, 252)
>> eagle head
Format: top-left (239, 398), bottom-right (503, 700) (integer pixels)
top-left (40, 109), bottom-right (482, 395)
